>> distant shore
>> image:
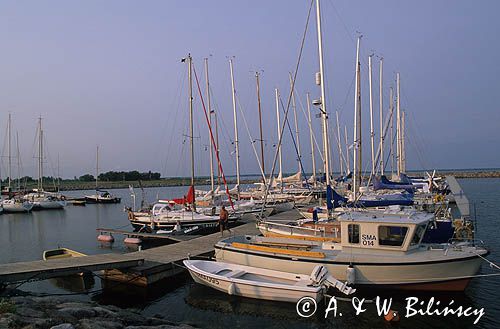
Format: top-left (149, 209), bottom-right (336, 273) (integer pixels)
top-left (19, 169), bottom-right (498, 192)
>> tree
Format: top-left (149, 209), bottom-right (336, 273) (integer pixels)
top-left (79, 174), bottom-right (95, 182)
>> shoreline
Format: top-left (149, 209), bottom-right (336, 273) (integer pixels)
top-left (13, 170), bottom-right (500, 192)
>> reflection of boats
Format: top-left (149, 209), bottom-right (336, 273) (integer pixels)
top-left (184, 260), bottom-right (354, 303)
top-left (43, 248), bottom-right (95, 292)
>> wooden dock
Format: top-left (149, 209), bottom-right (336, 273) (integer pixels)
top-left (0, 210), bottom-right (300, 288)
top-left (0, 254), bottom-right (144, 285)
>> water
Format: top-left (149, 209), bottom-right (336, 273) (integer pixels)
top-left (0, 180), bottom-right (498, 328)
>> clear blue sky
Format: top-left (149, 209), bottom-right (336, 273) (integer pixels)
top-left (0, 0), bottom-right (498, 179)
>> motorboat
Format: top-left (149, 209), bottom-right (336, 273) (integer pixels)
top-left (216, 210), bottom-right (489, 291)
top-left (184, 260), bottom-right (354, 303)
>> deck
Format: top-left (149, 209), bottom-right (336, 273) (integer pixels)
top-left (0, 211), bottom-right (302, 287)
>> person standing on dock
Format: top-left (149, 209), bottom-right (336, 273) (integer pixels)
top-left (219, 206), bottom-right (231, 237)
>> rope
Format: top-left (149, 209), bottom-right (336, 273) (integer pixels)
top-left (475, 253), bottom-right (500, 270)
top-left (261, 0), bottom-right (314, 217)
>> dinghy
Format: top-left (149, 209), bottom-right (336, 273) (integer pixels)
top-left (183, 260), bottom-right (355, 303)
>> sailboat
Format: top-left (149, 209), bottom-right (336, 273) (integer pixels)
top-left (127, 54), bottom-right (231, 234)
top-left (84, 146), bottom-right (121, 204)
top-left (23, 117), bottom-right (66, 210)
top-left (1, 114), bottom-right (34, 212)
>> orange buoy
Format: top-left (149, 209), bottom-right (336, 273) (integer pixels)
top-left (384, 310), bottom-right (401, 322)
top-left (97, 234), bottom-right (114, 243)
top-left (124, 237), bottom-right (142, 245)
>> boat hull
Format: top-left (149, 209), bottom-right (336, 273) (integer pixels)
top-left (214, 243), bottom-right (485, 291)
top-left (184, 260), bottom-right (322, 303)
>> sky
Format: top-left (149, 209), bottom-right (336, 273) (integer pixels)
top-left (0, 0), bottom-right (498, 179)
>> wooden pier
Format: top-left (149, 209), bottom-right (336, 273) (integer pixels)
top-left (0, 211), bottom-right (303, 288)
top-left (0, 253), bottom-right (144, 285)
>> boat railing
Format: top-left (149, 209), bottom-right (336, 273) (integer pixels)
top-left (258, 220), bottom-right (339, 238)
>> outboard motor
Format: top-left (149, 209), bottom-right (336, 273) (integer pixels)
top-left (309, 265), bottom-right (329, 286)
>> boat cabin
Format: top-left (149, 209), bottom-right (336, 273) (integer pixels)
top-left (337, 210), bottom-right (433, 253)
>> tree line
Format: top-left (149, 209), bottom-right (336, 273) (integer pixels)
top-left (79, 170), bottom-right (161, 182)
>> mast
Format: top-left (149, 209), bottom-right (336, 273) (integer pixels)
top-left (255, 71), bottom-right (265, 179)
top-left (229, 59), bottom-right (240, 197)
top-left (37, 117), bottom-right (43, 191)
top-left (16, 131), bottom-right (20, 190)
top-left (95, 146), bottom-right (99, 190)
top-left (396, 72), bottom-right (401, 176)
top-left (275, 88), bottom-right (283, 185)
top-left (335, 111), bottom-right (343, 176)
top-left (214, 111), bottom-right (221, 187)
top-left (315, 0), bottom-right (331, 186)
top-left (204, 58), bottom-right (215, 197)
top-left (7, 113), bottom-right (11, 188)
top-left (289, 73), bottom-right (302, 174)
top-left (379, 57), bottom-right (384, 175)
top-left (402, 110), bottom-right (406, 173)
top-left (344, 125), bottom-right (350, 174)
top-left (368, 54), bottom-right (375, 176)
top-left (187, 54), bottom-right (196, 210)
top-left (306, 92), bottom-right (316, 187)
top-left (389, 87), bottom-right (395, 176)
top-left (353, 36), bottom-right (362, 198)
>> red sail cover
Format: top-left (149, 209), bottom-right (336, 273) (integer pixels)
top-left (172, 185), bottom-right (195, 205)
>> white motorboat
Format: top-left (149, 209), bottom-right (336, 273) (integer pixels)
top-left (1, 198), bottom-right (34, 213)
top-left (216, 210), bottom-right (489, 291)
top-left (184, 260), bottom-right (354, 303)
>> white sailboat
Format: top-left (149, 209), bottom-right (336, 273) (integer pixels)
top-left (23, 117), bottom-right (66, 210)
top-left (84, 146), bottom-right (121, 204)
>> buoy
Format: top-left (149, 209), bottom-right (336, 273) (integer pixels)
top-left (97, 234), bottom-right (114, 243)
top-left (384, 310), bottom-right (401, 322)
top-left (227, 283), bottom-right (235, 295)
top-left (124, 237), bottom-right (142, 245)
top-left (346, 265), bottom-right (356, 285)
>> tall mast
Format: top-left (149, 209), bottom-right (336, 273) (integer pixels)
top-left (7, 113), bottom-right (11, 188)
top-left (16, 131), bottom-right (20, 190)
top-left (335, 111), bottom-right (343, 176)
top-left (389, 87), bottom-right (395, 176)
top-left (187, 54), bottom-right (196, 210)
top-left (275, 88), bottom-right (283, 184)
top-left (204, 58), bottom-right (215, 197)
top-left (379, 57), bottom-right (384, 175)
top-left (306, 92), bottom-right (316, 187)
top-left (289, 73), bottom-right (302, 174)
top-left (255, 71), bottom-right (265, 179)
top-left (57, 153), bottom-right (60, 190)
top-left (344, 125), bottom-right (350, 174)
top-left (38, 117), bottom-right (43, 191)
top-left (95, 145), bottom-right (99, 190)
top-left (353, 36), bottom-right (362, 198)
top-left (315, 0), bottom-right (331, 186)
top-left (229, 58), bottom-right (240, 197)
top-left (214, 111), bottom-right (221, 187)
top-left (396, 72), bottom-right (401, 176)
top-left (402, 110), bottom-right (406, 173)
top-left (368, 54), bottom-right (375, 176)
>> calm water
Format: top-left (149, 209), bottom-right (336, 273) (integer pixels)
top-left (0, 180), bottom-right (498, 329)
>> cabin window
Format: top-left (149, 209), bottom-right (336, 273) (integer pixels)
top-left (348, 224), bottom-right (360, 244)
top-left (411, 224), bottom-right (427, 245)
top-left (378, 226), bottom-right (408, 247)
